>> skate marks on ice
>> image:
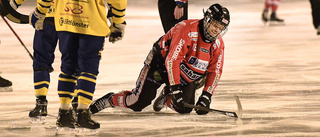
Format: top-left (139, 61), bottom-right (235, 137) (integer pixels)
top-left (93, 109), bottom-right (244, 136)
top-left (263, 21), bottom-right (285, 27)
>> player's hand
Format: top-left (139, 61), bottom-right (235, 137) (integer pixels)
top-left (174, 6), bottom-right (184, 20)
top-left (195, 91), bottom-right (212, 115)
top-left (108, 21), bottom-right (126, 43)
top-left (170, 84), bottom-right (185, 110)
top-left (29, 8), bottom-right (46, 30)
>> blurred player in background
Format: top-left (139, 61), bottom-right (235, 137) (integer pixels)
top-left (262, 0), bottom-right (284, 24)
top-left (309, 0), bottom-right (320, 35)
top-left (89, 3), bottom-right (230, 115)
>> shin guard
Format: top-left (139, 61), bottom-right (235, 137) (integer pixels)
top-left (111, 90), bottom-right (131, 108)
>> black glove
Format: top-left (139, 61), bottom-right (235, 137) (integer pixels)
top-left (170, 84), bottom-right (185, 110)
top-left (108, 21), bottom-right (126, 43)
top-left (196, 91), bottom-right (212, 115)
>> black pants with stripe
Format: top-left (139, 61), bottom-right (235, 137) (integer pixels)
top-left (158, 0), bottom-right (188, 33)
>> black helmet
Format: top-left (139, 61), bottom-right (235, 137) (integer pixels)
top-left (203, 3), bottom-right (230, 41)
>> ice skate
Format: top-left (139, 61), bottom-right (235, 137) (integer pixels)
top-left (0, 76), bottom-right (12, 92)
top-left (89, 92), bottom-right (114, 114)
top-left (153, 86), bottom-right (170, 112)
top-left (269, 12), bottom-right (285, 26)
top-left (29, 99), bottom-right (48, 124)
top-left (56, 108), bottom-right (75, 135)
top-left (317, 25), bottom-right (320, 35)
top-left (261, 9), bottom-right (268, 24)
top-left (75, 109), bottom-right (100, 135)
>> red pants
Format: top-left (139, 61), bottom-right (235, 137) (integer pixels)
top-left (264, 0), bottom-right (281, 11)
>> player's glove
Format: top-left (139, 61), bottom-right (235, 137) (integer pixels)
top-left (195, 91), bottom-right (212, 115)
top-left (29, 8), bottom-right (46, 30)
top-left (170, 84), bottom-right (185, 110)
top-left (109, 21), bottom-right (126, 43)
top-left (10, 0), bottom-right (20, 10)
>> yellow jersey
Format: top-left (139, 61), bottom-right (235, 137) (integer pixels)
top-left (14, 0), bottom-right (55, 17)
top-left (54, 0), bottom-right (127, 37)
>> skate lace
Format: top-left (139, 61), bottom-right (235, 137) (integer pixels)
top-left (94, 98), bottom-right (108, 111)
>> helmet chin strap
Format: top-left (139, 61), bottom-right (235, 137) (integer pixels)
top-left (220, 27), bottom-right (228, 37)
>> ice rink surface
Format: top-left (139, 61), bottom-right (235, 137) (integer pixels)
top-left (1, 0), bottom-right (320, 136)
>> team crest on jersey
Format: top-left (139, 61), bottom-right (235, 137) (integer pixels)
top-left (199, 47), bottom-right (209, 53)
top-left (188, 57), bottom-right (208, 71)
top-left (188, 32), bottom-right (198, 38)
top-left (189, 32), bottom-right (198, 41)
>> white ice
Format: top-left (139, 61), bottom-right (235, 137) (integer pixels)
top-left (1, 0), bottom-right (320, 136)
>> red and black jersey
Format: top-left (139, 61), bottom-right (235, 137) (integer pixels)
top-left (157, 19), bottom-right (225, 95)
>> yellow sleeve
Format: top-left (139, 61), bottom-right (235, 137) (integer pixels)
top-left (36, 0), bottom-right (53, 15)
top-left (107, 0), bottom-right (127, 24)
top-left (14, 0), bottom-right (26, 5)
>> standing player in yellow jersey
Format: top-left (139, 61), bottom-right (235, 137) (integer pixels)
top-left (53, 0), bottom-right (127, 132)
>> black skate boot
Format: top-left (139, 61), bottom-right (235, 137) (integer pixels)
top-left (29, 99), bottom-right (48, 123)
top-left (75, 109), bottom-right (100, 135)
top-left (261, 9), bottom-right (268, 23)
top-left (153, 86), bottom-right (170, 112)
top-left (0, 76), bottom-right (12, 92)
top-left (89, 92), bottom-right (114, 114)
top-left (270, 12), bottom-right (284, 22)
top-left (56, 108), bottom-right (75, 135)
top-left (317, 25), bottom-right (320, 35)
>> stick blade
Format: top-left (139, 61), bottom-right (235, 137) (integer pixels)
top-left (183, 103), bottom-right (238, 118)
top-left (234, 95), bottom-right (243, 119)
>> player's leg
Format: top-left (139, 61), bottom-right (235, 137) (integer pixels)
top-left (160, 83), bottom-right (196, 114)
top-left (29, 20), bottom-right (58, 123)
top-left (262, 0), bottom-right (271, 22)
top-left (56, 31), bottom-right (79, 130)
top-left (74, 33), bottom-right (104, 130)
top-left (90, 49), bottom-right (163, 113)
top-left (269, 0), bottom-right (284, 22)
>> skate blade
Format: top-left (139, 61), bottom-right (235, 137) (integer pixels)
top-left (269, 21), bottom-right (285, 26)
top-left (55, 127), bottom-right (75, 135)
top-left (29, 116), bottom-right (46, 124)
top-left (0, 86), bottom-right (12, 92)
top-left (75, 127), bottom-right (99, 135)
